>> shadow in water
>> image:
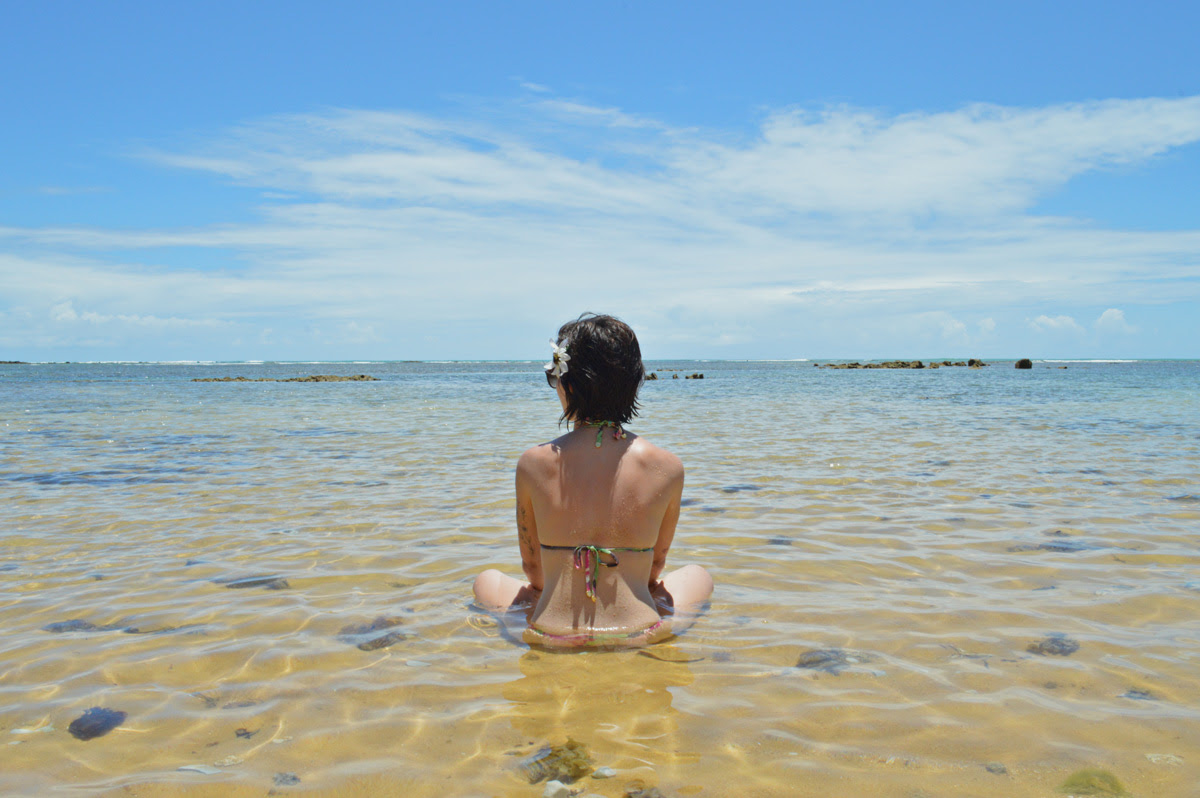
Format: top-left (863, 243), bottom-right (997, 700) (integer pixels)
top-left (501, 647), bottom-right (697, 773)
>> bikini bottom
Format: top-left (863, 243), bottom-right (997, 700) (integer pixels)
top-left (525, 618), bottom-right (669, 648)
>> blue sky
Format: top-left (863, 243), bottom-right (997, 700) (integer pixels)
top-left (2, 1), bottom-right (1198, 360)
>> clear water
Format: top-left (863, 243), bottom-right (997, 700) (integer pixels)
top-left (2, 360), bottom-right (1198, 796)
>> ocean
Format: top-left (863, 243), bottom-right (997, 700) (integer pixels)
top-left (2, 359), bottom-right (1198, 796)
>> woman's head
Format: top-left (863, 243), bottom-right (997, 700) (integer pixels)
top-left (552, 313), bottom-right (644, 425)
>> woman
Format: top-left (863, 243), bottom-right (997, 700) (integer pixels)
top-left (473, 313), bottom-right (713, 648)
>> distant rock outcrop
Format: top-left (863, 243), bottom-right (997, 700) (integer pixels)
top-left (817, 359), bottom-right (986, 370)
top-left (192, 374), bottom-right (379, 383)
top-left (1015, 359), bottom-right (1033, 369)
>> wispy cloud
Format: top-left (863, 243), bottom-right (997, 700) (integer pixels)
top-left (2, 94), bottom-right (1199, 357)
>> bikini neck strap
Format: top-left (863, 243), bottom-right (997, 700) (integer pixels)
top-left (577, 419), bottom-right (627, 448)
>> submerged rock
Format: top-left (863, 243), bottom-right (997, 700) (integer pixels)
top-left (625, 784), bottom-right (667, 798)
top-left (543, 780), bottom-right (571, 798)
top-left (1145, 753), bottom-right (1183, 766)
top-left (985, 762), bottom-right (1008, 775)
top-left (1009, 539), bottom-right (1103, 553)
top-left (218, 575), bottom-right (290, 590)
top-left (338, 616), bottom-right (409, 651)
top-left (1121, 688), bottom-right (1157, 700)
top-left (795, 648), bottom-right (876, 675)
top-left (42, 619), bottom-right (102, 633)
top-left (356, 630), bottom-right (407, 651)
top-left (42, 618), bottom-right (189, 635)
top-left (1028, 635), bottom-right (1080, 656)
top-left (1057, 768), bottom-right (1128, 796)
top-left (518, 738), bottom-right (594, 784)
top-left (191, 692), bottom-right (219, 708)
top-left (68, 707), bottom-right (127, 741)
top-left (273, 772), bottom-right (301, 786)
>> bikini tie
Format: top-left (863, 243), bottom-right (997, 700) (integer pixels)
top-left (580, 419), bottom-right (627, 448)
top-left (571, 545), bottom-right (620, 602)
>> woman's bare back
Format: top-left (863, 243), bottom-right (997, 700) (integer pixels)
top-left (518, 428), bottom-right (683, 638)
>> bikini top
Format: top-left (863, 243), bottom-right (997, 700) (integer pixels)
top-left (540, 543), bottom-right (653, 602)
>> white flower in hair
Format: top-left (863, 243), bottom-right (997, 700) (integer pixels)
top-left (545, 339), bottom-right (570, 377)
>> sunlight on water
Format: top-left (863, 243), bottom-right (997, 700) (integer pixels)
top-left (1, 360), bottom-right (1198, 796)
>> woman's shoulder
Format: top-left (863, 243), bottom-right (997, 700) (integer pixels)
top-left (628, 435), bottom-right (684, 477)
top-left (516, 439), bottom-right (562, 481)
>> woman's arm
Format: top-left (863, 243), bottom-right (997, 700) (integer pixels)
top-left (515, 454), bottom-right (544, 592)
top-left (649, 460), bottom-right (685, 587)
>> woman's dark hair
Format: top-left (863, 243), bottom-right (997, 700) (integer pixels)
top-left (556, 313), bottom-right (645, 426)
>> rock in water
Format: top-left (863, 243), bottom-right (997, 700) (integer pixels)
top-left (219, 575), bottom-right (290, 590)
top-left (68, 707), bottom-right (127, 740)
top-left (1057, 768), bottom-right (1129, 796)
top-left (338, 616), bottom-right (409, 650)
top-left (1015, 358), bottom-right (1033, 369)
top-left (543, 780), bottom-right (571, 798)
top-left (795, 648), bottom-right (875, 675)
top-left (625, 786), bottom-right (667, 798)
top-left (273, 772), bottom-right (301, 786)
top-left (518, 738), bottom-right (594, 783)
top-left (43, 620), bottom-right (100, 633)
top-left (1028, 635), bottom-right (1079, 656)
top-left (356, 630), bottom-right (407, 651)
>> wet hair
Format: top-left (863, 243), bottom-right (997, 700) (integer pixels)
top-left (556, 313), bottom-right (644, 426)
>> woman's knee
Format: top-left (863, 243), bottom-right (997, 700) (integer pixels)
top-left (473, 569), bottom-right (504, 602)
top-left (662, 563), bottom-right (713, 605)
top-left (678, 564), bottom-right (713, 592)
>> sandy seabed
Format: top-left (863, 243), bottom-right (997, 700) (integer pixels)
top-left (2, 360), bottom-right (1198, 796)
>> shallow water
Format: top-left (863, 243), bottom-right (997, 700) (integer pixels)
top-left (2, 360), bottom-right (1198, 797)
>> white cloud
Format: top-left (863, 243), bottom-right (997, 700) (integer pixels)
top-left (941, 317), bottom-right (968, 340)
top-left (1029, 314), bottom-right (1085, 333)
top-left (1095, 307), bottom-right (1137, 333)
top-left (2, 93), bottom-right (1199, 357)
top-left (50, 300), bottom-right (224, 329)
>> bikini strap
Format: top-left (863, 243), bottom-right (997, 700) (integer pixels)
top-left (579, 419), bottom-right (627, 448)
top-left (539, 543), bottom-right (653, 602)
